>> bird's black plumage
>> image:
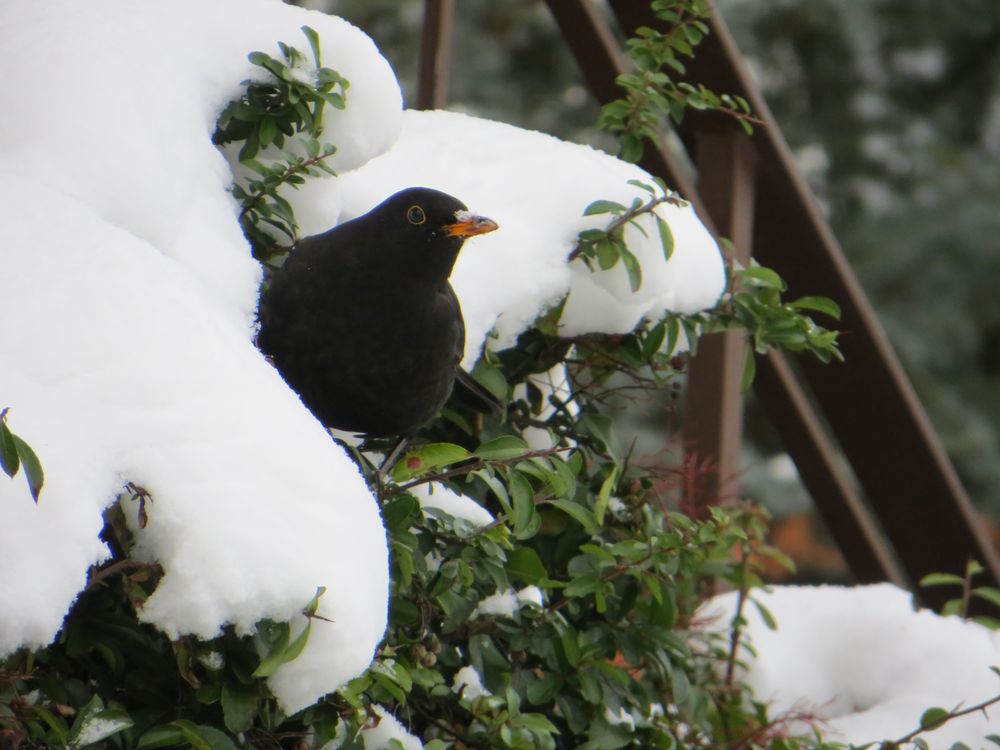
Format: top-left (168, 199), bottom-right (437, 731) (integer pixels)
top-left (257, 187), bottom-right (498, 437)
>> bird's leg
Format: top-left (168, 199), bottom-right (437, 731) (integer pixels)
top-left (378, 435), bottom-right (411, 478)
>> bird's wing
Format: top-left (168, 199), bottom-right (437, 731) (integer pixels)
top-left (452, 367), bottom-right (504, 415)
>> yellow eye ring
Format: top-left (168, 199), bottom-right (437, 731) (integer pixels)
top-left (406, 205), bottom-right (426, 225)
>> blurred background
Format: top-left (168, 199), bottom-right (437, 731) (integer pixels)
top-left (304, 0), bottom-right (1000, 580)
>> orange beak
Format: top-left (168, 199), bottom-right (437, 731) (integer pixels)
top-left (443, 211), bottom-right (499, 238)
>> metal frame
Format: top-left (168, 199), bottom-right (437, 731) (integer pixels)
top-left (417, 0), bottom-right (999, 606)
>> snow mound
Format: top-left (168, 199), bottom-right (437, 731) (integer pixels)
top-left (337, 109), bottom-right (726, 366)
top-left (0, 0), bottom-right (400, 713)
top-left (700, 584), bottom-right (1000, 744)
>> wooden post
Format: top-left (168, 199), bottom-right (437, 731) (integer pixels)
top-left (416, 0), bottom-right (454, 110)
top-left (683, 129), bottom-right (755, 510)
top-left (755, 351), bottom-right (907, 585)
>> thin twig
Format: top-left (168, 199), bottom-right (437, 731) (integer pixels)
top-left (238, 147), bottom-right (337, 219)
top-left (890, 691), bottom-right (1000, 746)
top-left (567, 192), bottom-right (684, 262)
top-left (391, 446), bottom-right (570, 494)
top-left (87, 559), bottom-right (161, 590)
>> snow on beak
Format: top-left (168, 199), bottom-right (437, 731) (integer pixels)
top-left (443, 210), bottom-right (499, 238)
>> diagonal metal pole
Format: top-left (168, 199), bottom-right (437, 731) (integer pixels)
top-left (545, 0), bottom-right (915, 589)
top-left (609, 0), bottom-right (1000, 603)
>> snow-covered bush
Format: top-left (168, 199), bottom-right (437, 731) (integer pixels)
top-left (5, 2), bottom-right (989, 749)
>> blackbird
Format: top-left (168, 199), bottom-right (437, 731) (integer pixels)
top-left (257, 187), bottom-right (499, 438)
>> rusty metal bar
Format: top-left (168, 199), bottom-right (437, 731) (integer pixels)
top-left (683, 129), bottom-right (755, 511)
top-left (608, 0), bottom-right (1000, 603)
top-left (755, 351), bottom-right (908, 585)
top-left (416, 0), bottom-right (455, 110)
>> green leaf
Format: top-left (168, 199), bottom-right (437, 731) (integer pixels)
top-left (966, 559), bottom-right (986, 576)
top-left (471, 361), bottom-right (510, 402)
top-left (580, 412), bottom-right (616, 456)
top-left (282, 619), bottom-right (312, 662)
top-left (221, 682), bottom-right (258, 734)
top-left (382, 493), bottom-right (419, 532)
top-left (656, 215), bottom-right (674, 261)
top-left (137, 725), bottom-right (186, 750)
top-left (252, 619), bottom-right (310, 677)
top-left (594, 238), bottom-right (620, 270)
top-left (594, 465), bottom-right (619, 526)
top-left (919, 573), bottom-right (965, 588)
top-left (564, 574), bottom-right (601, 598)
top-left (301, 25), bottom-right (322, 67)
top-left (171, 721), bottom-right (237, 750)
top-left (750, 596), bottom-right (778, 630)
top-left (942, 599), bottom-right (964, 617)
top-left (643, 321), bottom-right (666, 359)
top-left (526, 673), bottom-right (561, 705)
top-left (13, 434), bottom-right (43, 501)
top-left (972, 586), bottom-right (1000, 609)
top-left (0, 418), bottom-right (18, 478)
top-left (619, 245), bottom-right (643, 292)
top-left (510, 712), bottom-right (559, 733)
top-left (670, 668), bottom-right (691, 704)
top-left (973, 615), bottom-right (1000, 630)
top-left (390, 442), bottom-right (470, 482)
top-left (509, 470), bottom-right (539, 539)
top-left (258, 117), bottom-right (278, 147)
top-left (68, 696), bottom-right (133, 749)
top-left (918, 707), bottom-right (949, 730)
top-left (790, 295), bottom-right (841, 320)
top-left (475, 435), bottom-right (530, 461)
top-left (627, 179), bottom-right (655, 194)
top-left (370, 659), bottom-right (413, 694)
top-left (551, 499), bottom-right (598, 535)
top-left (507, 547), bottom-right (549, 585)
top-left (740, 264), bottom-right (786, 290)
top-left (583, 199), bottom-right (627, 216)
top-left (559, 628), bottom-right (582, 667)
top-left (32, 707), bottom-right (69, 745)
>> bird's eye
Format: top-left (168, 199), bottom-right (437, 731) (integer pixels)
top-left (406, 205), bottom-right (426, 225)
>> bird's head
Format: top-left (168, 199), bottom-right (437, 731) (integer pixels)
top-left (369, 187), bottom-right (498, 280)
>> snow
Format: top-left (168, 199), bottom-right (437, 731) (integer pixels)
top-left (337, 109), bottom-right (726, 366)
top-left (604, 707), bottom-right (636, 731)
top-left (700, 584), bottom-right (1000, 746)
top-left (361, 705), bottom-right (423, 750)
top-left (513, 364), bottom-right (578, 451)
top-left (0, 0), bottom-right (724, 717)
top-left (474, 586), bottom-right (544, 618)
top-left (410, 482), bottom-right (494, 528)
top-left (0, 0), bottom-right (398, 713)
top-left (453, 665), bottom-right (490, 700)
